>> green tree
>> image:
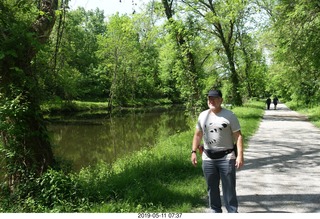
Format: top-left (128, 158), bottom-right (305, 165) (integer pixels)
top-left (182, 0), bottom-right (252, 106)
top-left (97, 14), bottom-right (142, 108)
top-left (270, 0), bottom-right (320, 105)
top-left (0, 0), bottom-right (58, 188)
top-left (34, 6), bottom-right (108, 102)
top-left (236, 13), bottom-right (269, 99)
top-left (161, 0), bottom-right (203, 111)
top-left (131, 11), bottom-right (163, 101)
top-left (56, 7), bottom-right (107, 100)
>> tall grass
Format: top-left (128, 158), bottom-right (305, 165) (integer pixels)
top-left (0, 100), bottom-right (265, 212)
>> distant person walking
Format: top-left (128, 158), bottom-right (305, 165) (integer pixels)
top-left (266, 97), bottom-right (271, 110)
top-left (273, 96), bottom-right (279, 110)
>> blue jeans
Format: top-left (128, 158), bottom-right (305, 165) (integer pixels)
top-left (202, 158), bottom-right (238, 213)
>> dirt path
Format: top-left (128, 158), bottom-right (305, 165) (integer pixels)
top-left (236, 103), bottom-right (320, 213)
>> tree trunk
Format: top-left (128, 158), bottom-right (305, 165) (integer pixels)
top-left (214, 17), bottom-right (243, 106)
top-left (0, 0), bottom-right (58, 188)
top-left (224, 44), bottom-right (243, 106)
top-left (161, 0), bottom-right (201, 111)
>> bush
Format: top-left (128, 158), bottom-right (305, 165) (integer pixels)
top-left (0, 169), bottom-right (90, 212)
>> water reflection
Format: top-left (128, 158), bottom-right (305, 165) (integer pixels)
top-left (47, 108), bottom-right (188, 171)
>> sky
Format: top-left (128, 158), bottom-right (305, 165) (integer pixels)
top-left (69, 0), bottom-right (150, 17)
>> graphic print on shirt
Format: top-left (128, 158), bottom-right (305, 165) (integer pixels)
top-left (205, 122), bottom-right (228, 145)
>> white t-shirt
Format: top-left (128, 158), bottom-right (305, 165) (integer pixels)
top-left (196, 108), bottom-right (240, 160)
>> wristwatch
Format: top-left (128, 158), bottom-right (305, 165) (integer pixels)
top-left (191, 150), bottom-right (197, 154)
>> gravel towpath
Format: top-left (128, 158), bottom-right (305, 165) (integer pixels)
top-left (236, 103), bottom-right (320, 213)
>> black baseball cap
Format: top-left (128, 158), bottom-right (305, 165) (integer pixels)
top-left (208, 90), bottom-right (222, 98)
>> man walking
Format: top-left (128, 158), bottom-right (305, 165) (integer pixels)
top-left (266, 97), bottom-right (271, 110)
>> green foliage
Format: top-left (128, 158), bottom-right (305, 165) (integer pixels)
top-left (0, 169), bottom-right (90, 212)
top-left (158, 35), bottom-right (180, 101)
top-left (2, 0), bottom-right (319, 212)
top-left (33, 7), bottom-right (108, 102)
top-left (164, 17), bottom-right (203, 109)
top-left (0, 0), bottom-right (58, 189)
top-left (100, 14), bottom-right (142, 105)
top-left (0, 92), bottom-right (30, 179)
top-left (269, 0), bottom-right (320, 105)
top-left (286, 101), bottom-right (320, 129)
top-left (0, 99), bottom-right (265, 212)
top-left (4, 0), bottom-right (271, 107)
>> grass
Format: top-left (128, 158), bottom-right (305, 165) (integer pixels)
top-left (286, 102), bottom-right (320, 128)
top-left (0, 99), bottom-right (265, 213)
top-left (40, 98), bottom-right (174, 115)
top-left (41, 100), bottom-right (109, 114)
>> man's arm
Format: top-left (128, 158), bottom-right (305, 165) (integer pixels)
top-left (191, 128), bottom-right (203, 167)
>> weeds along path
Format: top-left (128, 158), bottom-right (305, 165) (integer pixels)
top-left (236, 103), bottom-right (320, 213)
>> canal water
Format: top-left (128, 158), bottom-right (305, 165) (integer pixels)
top-left (47, 106), bottom-right (190, 171)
